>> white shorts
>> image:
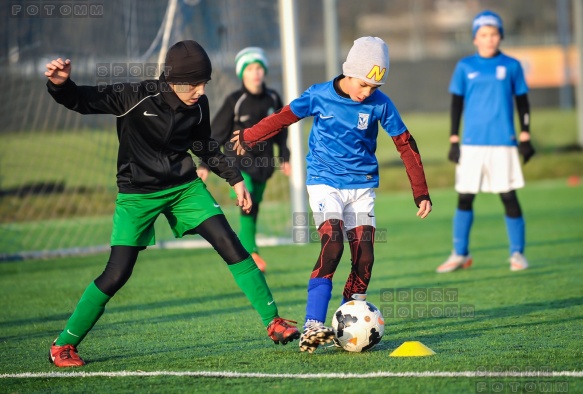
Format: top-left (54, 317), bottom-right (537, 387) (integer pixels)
top-left (455, 145), bottom-right (524, 194)
top-left (307, 184), bottom-right (376, 230)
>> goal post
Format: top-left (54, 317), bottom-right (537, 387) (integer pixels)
top-left (0, 0), bottom-right (306, 260)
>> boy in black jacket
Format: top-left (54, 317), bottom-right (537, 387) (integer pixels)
top-left (198, 47), bottom-right (290, 272)
top-left (45, 40), bottom-right (299, 368)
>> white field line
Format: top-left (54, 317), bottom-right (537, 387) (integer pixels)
top-left (1, 371), bottom-right (582, 379)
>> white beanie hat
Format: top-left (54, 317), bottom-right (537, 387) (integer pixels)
top-left (235, 47), bottom-right (268, 79)
top-left (342, 37), bottom-right (389, 85)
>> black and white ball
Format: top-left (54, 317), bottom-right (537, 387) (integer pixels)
top-left (332, 299), bottom-right (385, 352)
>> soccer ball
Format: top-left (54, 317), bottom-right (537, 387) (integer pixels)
top-left (331, 297), bottom-right (385, 352)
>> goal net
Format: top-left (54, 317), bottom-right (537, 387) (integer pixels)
top-left (0, 0), bottom-right (293, 260)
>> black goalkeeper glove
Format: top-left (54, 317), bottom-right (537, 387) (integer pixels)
top-left (448, 142), bottom-right (460, 164)
top-left (518, 140), bottom-right (536, 164)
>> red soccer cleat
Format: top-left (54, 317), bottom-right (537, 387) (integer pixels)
top-left (267, 318), bottom-right (300, 345)
top-left (49, 340), bottom-right (85, 367)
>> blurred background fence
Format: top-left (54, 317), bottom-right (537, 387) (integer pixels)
top-left (0, 0), bottom-right (579, 259)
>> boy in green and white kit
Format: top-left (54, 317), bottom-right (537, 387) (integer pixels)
top-left (198, 47), bottom-right (290, 272)
top-left (44, 40), bottom-right (299, 368)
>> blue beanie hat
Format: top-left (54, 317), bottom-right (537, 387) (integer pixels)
top-left (235, 47), bottom-right (268, 79)
top-left (472, 10), bottom-right (504, 39)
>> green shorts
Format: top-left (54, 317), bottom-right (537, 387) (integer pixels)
top-left (111, 179), bottom-right (223, 247)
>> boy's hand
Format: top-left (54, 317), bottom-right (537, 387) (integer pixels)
top-left (232, 180), bottom-right (252, 213)
top-left (196, 167), bottom-right (209, 181)
top-left (518, 140), bottom-right (535, 164)
top-left (45, 58), bottom-right (71, 85)
top-left (518, 131), bottom-right (535, 164)
top-left (448, 142), bottom-right (460, 163)
top-left (230, 130), bottom-right (247, 156)
top-left (281, 161), bottom-right (291, 176)
top-left (416, 200), bottom-right (432, 219)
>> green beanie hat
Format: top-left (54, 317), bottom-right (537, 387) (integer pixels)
top-left (235, 47), bottom-right (268, 79)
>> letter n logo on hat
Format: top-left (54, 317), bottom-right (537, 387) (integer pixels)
top-left (366, 65), bottom-right (386, 82)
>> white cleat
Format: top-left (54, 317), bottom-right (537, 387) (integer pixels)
top-left (509, 252), bottom-right (529, 271)
top-left (436, 251), bottom-right (473, 273)
top-left (299, 320), bottom-right (335, 353)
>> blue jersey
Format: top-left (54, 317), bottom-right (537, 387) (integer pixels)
top-left (449, 52), bottom-right (528, 146)
top-left (289, 80), bottom-right (407, 189)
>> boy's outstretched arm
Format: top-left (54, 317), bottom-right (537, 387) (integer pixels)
top-left (231, 105), bottom-right (301, 155)
top-left (392, 130), bottom-right (432, 218)
top-left (447, 94), bottom-right (464, 163)
top-left (515, 94), bottom-right (535, 164)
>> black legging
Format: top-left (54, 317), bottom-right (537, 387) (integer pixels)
top-left (310, 220), bottom-right (375, 296)
top-left (457, 191), bottom-right (522, 218)
top-left (343, 225), bottom-right (375, 301)
top-left (94, 214), bottom-right (249, 296)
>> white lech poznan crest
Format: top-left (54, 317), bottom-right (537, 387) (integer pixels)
top-left (496, 66), bottom-right (507, 80)
top-left (357, 113), bottom-right (369, 130)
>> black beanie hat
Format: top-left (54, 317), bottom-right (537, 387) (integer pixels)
top-left (164, 40), bottom-right (212, 84)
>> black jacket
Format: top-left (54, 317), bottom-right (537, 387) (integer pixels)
top-left (203, 84), bottom-right (290, 182)
top-left (47, 75), bottom-right (242, 193)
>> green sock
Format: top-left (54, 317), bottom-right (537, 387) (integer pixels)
top-left (239, 214), bottom-right (257, 254)
top-left (55, 281), bottom-right (111, 347)
top-left (228, 256), bottom-right (278, 326)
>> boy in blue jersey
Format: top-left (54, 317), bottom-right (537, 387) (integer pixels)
top-left (436, 11), bottom-right (535, 273)
top-left (231, 37), bottom-right (433, 353)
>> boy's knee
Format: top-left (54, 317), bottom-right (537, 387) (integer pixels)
top-left (499, 191), bottom-right (522, 217)
top-left (94, 264), bottom-right (133, 296)
top-left (318, 219), bottom-right (344, 258)
top-left (457, 193), bottom-right (475, 211)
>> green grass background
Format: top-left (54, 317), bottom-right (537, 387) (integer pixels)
top-left (1, 108), bottom-right (582, 255)
top-left (1, 109), bottom-right (581, 193)
top-left (1, 179), bottom-right (582, 393)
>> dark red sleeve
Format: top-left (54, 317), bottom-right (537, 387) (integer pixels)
top-left (391, 130), bottom-right (431, 207)
top-left (240, 104), bottom-right (301, 149)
